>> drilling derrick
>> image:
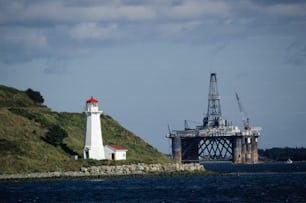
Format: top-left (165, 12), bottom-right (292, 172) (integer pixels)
top-left (203, 73), bottom-right (222, 128)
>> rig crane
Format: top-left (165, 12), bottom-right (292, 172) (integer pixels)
top-left (235, 92), bottom-right (250, 131)
top-left (235, 92), bottom-right (262, 135)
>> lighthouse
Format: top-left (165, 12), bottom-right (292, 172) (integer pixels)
top-left (83, 96), bottom-right (105, 160)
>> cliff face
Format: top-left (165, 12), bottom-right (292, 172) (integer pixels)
top-left (0, 85), bottom-right (171, 174)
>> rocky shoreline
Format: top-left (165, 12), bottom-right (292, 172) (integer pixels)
top-left (0, 163), bottom-right (210, 182)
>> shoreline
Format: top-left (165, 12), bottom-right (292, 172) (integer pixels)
top-left (0, 171), bottom-right (221, 183)
top-left (0, 163), bottom-right (222, 182)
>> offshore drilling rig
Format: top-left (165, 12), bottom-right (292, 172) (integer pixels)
top-left (167, 73), bottom-right (261, 164)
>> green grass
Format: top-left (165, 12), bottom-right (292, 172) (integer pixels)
top-left (0, 84), bottom-right (171, 174)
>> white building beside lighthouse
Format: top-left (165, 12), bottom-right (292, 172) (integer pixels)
top-left (83, 96), bottom-right (105, 160)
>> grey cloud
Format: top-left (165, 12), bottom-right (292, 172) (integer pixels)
top-left (43, 58), bottom-right (68, 75)
top-left (43, 65), bottom-right (67, 75)
top-left (1, 0), bottom-right (305, 25)
top-left (0, 0), bottom-right (306, 64)
top-left (285, 40), bottom-right (306, 66)
top-left (211, 43), bottom-right (228, 55)
top-left (1, 27), bottom-right (47, 49)
top-left (69, 23), bottom-right (120, 40)
top-left (0, 26), bottom-right (48, 63)
top-left (0, 0), bottom-right (231, 24)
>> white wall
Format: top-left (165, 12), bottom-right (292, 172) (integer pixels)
top-left (104, 146), bottom-right (127, 160)
top-left (114, 151), bottom-right (127, 160)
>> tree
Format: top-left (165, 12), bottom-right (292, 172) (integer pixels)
top-left (44, 125), bottom-right (68, 146)
top-left (25, 88), bottom-right (44, 104)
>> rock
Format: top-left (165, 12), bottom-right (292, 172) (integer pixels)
top-left (0, 163), bottom-right (206, 181)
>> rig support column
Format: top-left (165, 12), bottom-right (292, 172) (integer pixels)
top-left (172, 136), bottom-right (182, 163)
top-left (241, 137), bottom-right (246, 163)
top-left (246, 137), bottom-right (252, 163)
top-left (251, 136), bottom-right (259, 164)
top-left (232, 136), bottom-right (242, 164)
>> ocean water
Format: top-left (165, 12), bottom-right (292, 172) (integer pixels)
top-left (1, 162), bottom-right (306, 203)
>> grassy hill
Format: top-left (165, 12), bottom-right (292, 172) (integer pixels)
top-left (0, 85), bottom-right (171, 174)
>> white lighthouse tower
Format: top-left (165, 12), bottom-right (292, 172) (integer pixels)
top-left (83, 96), bottom-right (105, 160)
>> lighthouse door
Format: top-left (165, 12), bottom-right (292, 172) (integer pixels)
top-left (111, 153), bottom-right (115, 160)
top-left (85, 149), bottom-right (89, 159)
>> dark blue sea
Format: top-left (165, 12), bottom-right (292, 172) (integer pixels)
top-left (1, 162), bottom-right (306, 203)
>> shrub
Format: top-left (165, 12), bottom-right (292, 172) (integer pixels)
top-left (25, 88), bottom-right (44, 104)
top-left (44, 125), bottom-right (68, 146)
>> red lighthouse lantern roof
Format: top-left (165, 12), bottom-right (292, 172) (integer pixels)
top-left (86, 96), bottom-right (98, 103)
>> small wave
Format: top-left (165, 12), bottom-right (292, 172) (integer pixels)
top-left (230, 171), bottom-right (306, 176)
top-left (87, 179), bottom-right (105, 182)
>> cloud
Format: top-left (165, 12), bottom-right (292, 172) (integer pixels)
top-left (157, 20), bottom-right (203, 40)
top-left (285, 40), bottom-right (306, 66)
top-left (211, 43), bottom-right (228, 55)
top-left (0, 26), bottom-right (48, 63)
top-left (164, 0), bottom-right (231, 19)
top-left (0, 1), bottom-right (156, 24)
top-left (0, 0), bottom-right (232, 24)
top-left (1, 27), bottom-right (47, 49)
top-left (43, 59), bottom-right (68, 75)
top-left (43, 66), bottom-right (67, 75)
top-left (262, 3), bottom-right (306, 17)
top-left (70, 23), bottom-right (119, 40)
top-left (0, 0), bottom-right (306, 63)
top-left (1, 0), bottom-right (305, 25)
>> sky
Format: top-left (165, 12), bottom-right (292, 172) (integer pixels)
top-left (1, 0), bottom-right (306, 153)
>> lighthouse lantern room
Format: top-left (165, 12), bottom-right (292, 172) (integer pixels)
top-left (83, 96), bottom-right (105, 160)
